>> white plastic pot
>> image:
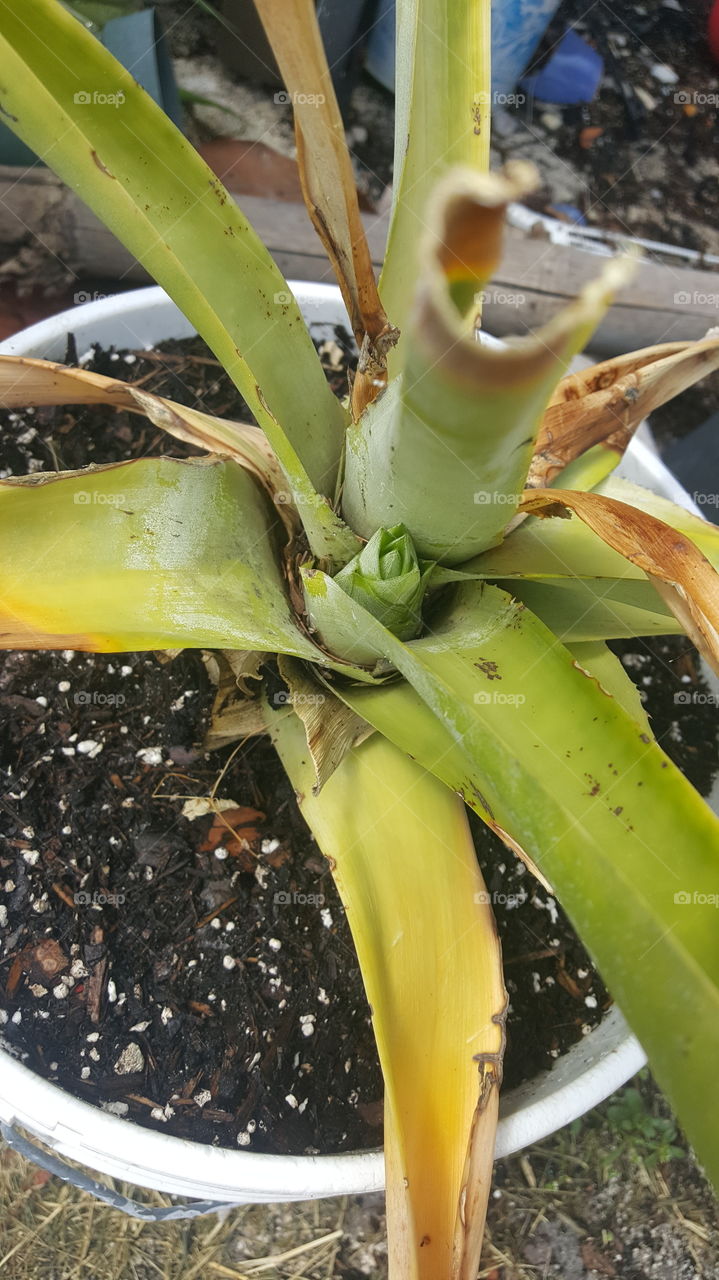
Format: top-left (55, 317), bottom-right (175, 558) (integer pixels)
top-left (0, 282), bottom-right (699, 1211)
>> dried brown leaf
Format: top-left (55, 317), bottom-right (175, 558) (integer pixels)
top-left (0, 356), bottom-right (298, 538)
top-left (529, 334), bottom-right (719, 487)
top-left (277, 655), bottom-right (373, 792)
top-left (253, 0), bottom-right (397, 411)
top-left (520, 488), bottom-right (719, 674)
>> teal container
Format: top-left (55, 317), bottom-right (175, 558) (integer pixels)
top-left (0, 8), bottom-right (181, 167)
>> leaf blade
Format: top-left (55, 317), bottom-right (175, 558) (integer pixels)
top-left (0, 0), bottom-right (348, 500)
top-left (0, 354), bottom-right (361, 567)
top-left (380, 0), bottom-right (492, 349)
top-left (267, 708), bottom-right (506, 1280)
top-left (0, 457), bottom-right (319, 655)
top-left (303, 574), bottom-right (719, 1189)
top-left (344, 173), bottom-right (634, 563)
top-left (253, 0), bottom-right (395, 373)
top-left (530, 336), bottom-right (719, 488)
top-left (519, 488), bottom-right (719, 673)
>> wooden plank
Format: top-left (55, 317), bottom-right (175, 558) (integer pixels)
top-left (0, 165), bottom-right (388, 286)
top-left (0, 166), bottom-right (716, 355)
top-left (0, 164), bottom-right (145, 282)
top-left (488, 234), bottom-right (719, 356)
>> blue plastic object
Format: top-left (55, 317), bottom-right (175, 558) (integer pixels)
top-left (520, 28), bottom-right (604, 105)
top-left (365, 0), bottom-right (563, 101)
top-left (491, 0), bottom-right (563, 100)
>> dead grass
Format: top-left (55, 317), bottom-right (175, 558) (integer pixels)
top-left (0, 1076), bottom-right (717, 1279)
top-left (0, 1147), bottom-right (373, 1280)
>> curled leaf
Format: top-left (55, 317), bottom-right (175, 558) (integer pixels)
top-left (529, 334), bottom-right (719, 487)
top-left (0, 354), bottom-right (294, 522)
top-left (343, 164), bottom-right (635, 563)
top-left (333, 524), bottom-right (434, 642)
top-left (432, 162), bottom-right (539, 319)
top-left (520, 488), bottom-right (719, 674)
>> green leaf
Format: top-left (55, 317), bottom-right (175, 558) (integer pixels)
top-left (0, 353), bottom-right (361, 569)
top-left (566, 641), bottom-right (652, 735)
top-left (267, 706), bottom-right (506, 1280)
top-left (0, 0), bottom-right (349, 507)
top-left (460, 488), bottom-right (719, 642)
top-left (551, 444), bottom-right (621, 492)
top-left (464, 510), bottom-right (647, 582)
top-left (380, 0), bottom-right (492, 348)
top-left (343, 173), bottom-right (634, 563)
top-left (497, 577), bottom-right (680, 642)
top-left (304, 574), bottom-right (719, 1189)
top-left (325, 524), bottom-right (433, 660)
top-left (517, 488), bottom-right (719, 675)
top-left (0, 457), bottom-right (320, 655)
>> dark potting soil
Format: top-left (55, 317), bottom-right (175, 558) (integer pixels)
top-left (0, 334), bottom-right (717, 1157)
